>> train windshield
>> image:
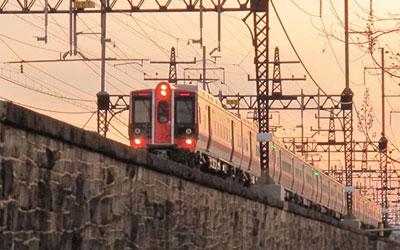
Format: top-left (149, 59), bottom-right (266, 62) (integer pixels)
top-left (175, 97), bottom-right (194, 124)
top-left (133, 98), bottom-right (151, 123)
top-left (157, 101), bottom-right (170, 123)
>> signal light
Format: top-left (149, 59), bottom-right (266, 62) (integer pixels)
top-left (134, 138), bottom-right (142, 145)
top-left (313, 170), bottom-right (320, 176)
top-left (185, 138), bottom-right (193, 145)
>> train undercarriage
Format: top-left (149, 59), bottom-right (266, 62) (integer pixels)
top-left (148, 145), bottom-right (252, 186)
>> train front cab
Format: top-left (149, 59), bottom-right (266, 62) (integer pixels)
top-left (129, 82), bottom-right (197, 153)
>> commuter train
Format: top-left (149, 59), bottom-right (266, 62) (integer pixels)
top-left (128, 82), bottom-right (381, 228)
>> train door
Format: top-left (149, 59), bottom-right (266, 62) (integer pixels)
top-left (154, 82), bottom-right (172, 144)
top-left (302, 165), bottom-right (313, 203)
top-left (269, 145), bottom-right (277, 181)
top-left (290, 157), bottom-right (295, 190)
top-left (300, 163), bottom-right (305, 195)
top-left (239, 121), bottom-right (244, 167)
top-left (206, 105), bottom-right (212, 151)
top-left (230, 119), bottom-right (243, 169)
top-left (277, 150), bottom-right (282, 184)
top-left (230, 120), bottom-right (234, 162)
top-left (248, 131), bottom-right (253, 170)
top-left (314, 169), bottom-right (321, 204)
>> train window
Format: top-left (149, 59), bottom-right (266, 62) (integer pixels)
top-left (157, 101), bottom-right (170, 123)
top-left (133, 98), bottom-right (151, 123)
top-left (175, 97), bottom-right (194, 124)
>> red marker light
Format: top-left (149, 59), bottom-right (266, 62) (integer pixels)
top-left (157, 82), bottom-right (170, 97)
top-left (134, 138), bottom-right (142, 145)
top-left (179, 92), bottom-right (190, 96)
top-left (185, 138), bottom-right (193, 145)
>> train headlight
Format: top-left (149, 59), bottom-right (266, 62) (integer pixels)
top-left (185, 128), bottom-right (192, 135)
top-left (185, 138), bottom-right (193, 145)
top-left (134, 138), bottom-right (142, 145)
top-left (134, 128), bottom-right (141, 134)
top-left (160, 90), bottom-right (167, 96)
top-left (160, 84), bottom-right (167, 90)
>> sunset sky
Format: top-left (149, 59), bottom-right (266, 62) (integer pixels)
top-left (0, 0), bottom-right (400, 172)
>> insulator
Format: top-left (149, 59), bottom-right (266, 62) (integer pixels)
top-left (378, 136), bottom-right (388, 153)
top-left (250, 0), bottom-right (267, 12)
top-left (97, 91), bottom-right (110, 111)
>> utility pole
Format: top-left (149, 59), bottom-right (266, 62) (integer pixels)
top-left (96, 0), bottom-right (110, 137)
top-left (203, 46), bottom-right (207, 90)
top-left (379, 47), bottom-right (389, 225)
top-left (342, 0), bottom-right (355, 220)
top-left (100, 0), bottom-right (107, 93)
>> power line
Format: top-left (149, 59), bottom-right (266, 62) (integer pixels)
top-left (0, 37), bottom-right (22, 60)
top-left (271, 0), bottom-right (328, 95)
top-left (0, 95), bottom-right (95, 114)
top-left (0, 74), bottom-right (95, 112)
top-left (290, 0), bottom-right (320, 17)
top-left (27, 64), bottom-right (94, 98)
top-left (0, 33), bottom-right (61, 54)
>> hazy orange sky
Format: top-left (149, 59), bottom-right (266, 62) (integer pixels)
top-left (0, 0), bottom-right (400, 170)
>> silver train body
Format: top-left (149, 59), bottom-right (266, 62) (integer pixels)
top-left (131, 83), bottom-right (382, 228)
top-left (190, 85), bottom-right (381, 227)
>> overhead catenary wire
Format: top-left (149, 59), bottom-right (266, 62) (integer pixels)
top-left (271, 0), bottom-right (328, 95)
top-left (0, 74), bottom-right (95, 107)
top-left (290, 0), bottom-right (321, 17)
top-left (0, 25), bottom-right (103, 115)
top-left (0, 33), bottom-right (61, 54)
top-left (0, 95), bottom-right (95, 114)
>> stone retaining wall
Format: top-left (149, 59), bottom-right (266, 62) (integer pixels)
top-left (0, 101), bottom-right (399, 250)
